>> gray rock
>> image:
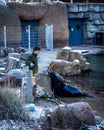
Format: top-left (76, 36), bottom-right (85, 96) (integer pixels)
top-left (0, 47), bottom-right (6, 57)
top-left (68, 4), bottom-right (78, 12)
top-left (7, 2), bottom-right (48, 20)
top-left (20, 51), bottom-right (31, 61)
top-left (15, 47), bottom-right (27, 54)
top-left (48, 59), bottom-right (81, 75)
top-left (42, 102), bottom-right (96, 129)
top-left (5, 56), bottom-right (20, 72)
top-left (55, 47), bottom-right (90, 72)
top-left (8, 53), bottom-right (20, 59)
top-left (0, 69), bottom-right (25, 87)
top-left (7, 69), bottom-right (26, 79)
top-left (101, 12), bottom-right (104, 20)
top-left (78, 4), bottom-right (88, 12)
top-left (0, 4), bottom-right (21, 45)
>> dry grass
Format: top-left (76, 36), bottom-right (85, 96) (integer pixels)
top-left (0, 86), bottom-right (28, 120)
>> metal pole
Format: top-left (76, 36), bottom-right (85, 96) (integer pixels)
top-left (4, 26), bottom-right (7, 49)
top-left (45, 24), bottom-right (48, 49)
top-left (28, 25), bottom-right (31, 51)
top-left (51, 25), bottom-right (53, 51)
top-left (70, 0), bottom-right (73, 3)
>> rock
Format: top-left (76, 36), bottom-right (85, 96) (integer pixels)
top-left (21, 0), bottom-right (51, 4)
top-left (0, 58), bottom-right (7, 73)
top-left (0, 4), bottom-right (21, 45)
top-left (21, 0), bottom-right (39, 2)
top-left (20, 51), bottom-right (31, 61)
top-left (7, 2), bottom-right (48, 20)
top-left (69, 50), bottom-right (82, 61)
top-left (7, 69), bottom-right (26, 79)
top-left (43, 102), bottom-right (96, 129)
top-left (48, 59), bottom-right (81, 75)
top-left (21, 73), bottom-right (33, 102)
top-left (15, 47), bottom-right (27, 54)
top-left (0, 47), bottom-right (6, 57)
top-left (81, 62), bottom-right (90, 71)
top-left (0, 0), bottom-right (6, 6)
top-left (5, 56), bottom-right (20, 72)
top-left (56, 47), bottom-right (90, 71)
top-left (0, 69), bottom-right (25, 87)
top-left (5, 47), bottom-right (15, 55)
top-left (8, 53), bottom-right (20, 59)
top-left (69, 51), bottom-right (90, 71)
top-left (56, 46), bottom-right (72, 61)
top-left (0, 75), bottom-right (21, 88)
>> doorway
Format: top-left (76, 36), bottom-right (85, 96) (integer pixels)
top-left (21, 20), bottom-right (39, 48)
top-left (68, 19), bottom-right (83, 46)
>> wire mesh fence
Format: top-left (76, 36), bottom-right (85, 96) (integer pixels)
top-left (0, 25), bottom-right (53, 51)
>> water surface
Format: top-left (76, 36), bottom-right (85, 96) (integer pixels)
top-left (37, 54), bottom-right (104, 129)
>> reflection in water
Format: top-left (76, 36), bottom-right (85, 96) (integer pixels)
top-left (65, 71), bottom-right (104, 91)
top-left (86, 55), bottom-right (104, 72)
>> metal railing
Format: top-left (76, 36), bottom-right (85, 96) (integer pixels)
top-left (0, 25), bottom-right (53, 51)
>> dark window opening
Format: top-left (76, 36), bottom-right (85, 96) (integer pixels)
top-left (76, 25), bottom-right (80, 30)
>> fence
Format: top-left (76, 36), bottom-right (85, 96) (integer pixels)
top-left (0, 25), bottom-right (53, 51)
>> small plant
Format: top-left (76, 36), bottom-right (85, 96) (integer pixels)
top-left (0, 87), bottom-right (28, 120)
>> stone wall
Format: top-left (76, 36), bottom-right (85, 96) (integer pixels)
top-left (67, 3), bottom-right (104, 44)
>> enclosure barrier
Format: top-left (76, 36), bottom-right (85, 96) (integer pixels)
top-left (0, 25), bottom-right (53, 51)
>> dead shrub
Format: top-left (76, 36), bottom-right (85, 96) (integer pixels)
top-left (0, 87), bottom-right (28, 120)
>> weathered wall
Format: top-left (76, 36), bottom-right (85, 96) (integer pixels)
top-left (67, 3), bottom-right (104, 44)
top-left (40, 2), bottom-right (69, 47)
top-left (7, 2), bottom-right (69, 47)
top-left (0, 1), bottom-right (21, 47)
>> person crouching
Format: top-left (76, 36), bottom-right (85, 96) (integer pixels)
top-left (25, 46), bottom-right (41, 97)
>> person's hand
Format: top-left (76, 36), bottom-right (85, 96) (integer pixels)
top-left (30, 63), bottom-right (34, 67)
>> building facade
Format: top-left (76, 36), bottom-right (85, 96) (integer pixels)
top-left (0, 0), bottom-right (104, 48)
top-left (67, 3), bottom-right (104, 46)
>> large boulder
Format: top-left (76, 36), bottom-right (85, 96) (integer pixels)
top-left (69, 50), bottom-right (90, 71)
top-left (7, 2), bottom-right (48, 20)
top-left (20, 51), bottom-right (31, 61)
top-left (5, 53), bottom-right (21, 72)
top-left (56, 46), bottom-right (72, 61)
top-left (42, 102), bottom-right (96, 129)
top-left (7, 69), bottom-right (25, 79)
top-left (56, 47), bottom-right (90, 71)
top-left (0, 69), bottom-right (25, 87)
top-left (47, 59), bottom-right (81, 75)
top-left (0, 3), bottom-right (21, 46)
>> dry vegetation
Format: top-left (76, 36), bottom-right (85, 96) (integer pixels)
top-left (0, 86), bottom-right (28, 120)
